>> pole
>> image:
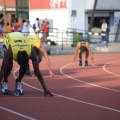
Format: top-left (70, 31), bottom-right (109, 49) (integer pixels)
top-left (62, 32), bottom-right (63, 50)
top-left (89, 0), bottom-right (98, 32)
top-left (3, 0), bottom-right (6, 16)
top-left (16, 0), bottom-right (18, 18)
top-left (115, 20), bottom-right (120, 42)
top-left (3, 0), bottom-right (6, 35)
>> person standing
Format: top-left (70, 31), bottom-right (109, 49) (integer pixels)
top-left (5, 23), bottom-right (12, 34)
top-left (41, 20), bottom-right (49, 43)
top-left (22, 19), bottom-right (32, 35)
top-left (100, 19), bottom-right (108, 43)
top-left (33, 18), bottom-right (40, 33)
top-left (0, 22), bottom-right (4, 37)
top-left (13, 18), bottom-right (21, 32)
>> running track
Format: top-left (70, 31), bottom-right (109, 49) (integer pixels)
top-left (0, 53), bottom-right (120, 120)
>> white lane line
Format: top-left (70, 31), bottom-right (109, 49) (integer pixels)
top-left (13, 81), bottom-right (120, 113)
top-left (103, 61), bottom-right (120, 77)
top-left (11, 67), bottom-right (120, 113)
top-left (60, 63), bottom-right (120, 93)
top-left (0, 55), bottom-right (120, 117)
top-left (0, 106), bottom-right (37, 120)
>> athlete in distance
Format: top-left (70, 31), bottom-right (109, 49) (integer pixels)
top-left (73, 38), bottom-right (95, 67)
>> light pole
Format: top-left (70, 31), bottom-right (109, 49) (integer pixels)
top-left (89, 0), bottom-right (98, 32)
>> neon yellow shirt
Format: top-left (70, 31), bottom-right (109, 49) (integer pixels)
top-left (27, 34), bottom-right (40, 49)
top-left (3, 32), bottom-right (31, 61)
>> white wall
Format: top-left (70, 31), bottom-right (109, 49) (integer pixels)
top-left (84, 0), bottom-right (94, 10)
top-left (29, 8), bottom-right (70, 44)
top-left (29, 9), bottom-right (69, 31)
top-left (71, 0), bottom-right (85, 31)
top-left (29, 0), bottom-right (95, 34)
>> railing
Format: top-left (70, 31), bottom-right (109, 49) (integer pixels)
top-left (0, 28), bottom-right (120, 51)
top-left (48, 28), bottom-right (120, 46)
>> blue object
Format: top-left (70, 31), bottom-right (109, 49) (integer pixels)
top-left (17, 28), bottom-right (22, 32)
top-left (82, 33), bottom-right (89, 40)
top-left (33, 24), bottom-right (36, 30)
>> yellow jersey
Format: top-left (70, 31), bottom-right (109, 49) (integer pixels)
top-left (3, 32), bottom-right (31, 61)
top-left (27, 34), bottom-right (40, 49)
top-left (80, 41), bottom-right (86, 47)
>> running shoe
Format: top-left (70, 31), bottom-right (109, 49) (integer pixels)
top-left (15, 82), bottom-right (24, 95)
top-left (1, 82), bottom-right (9, 94)
top-left (85, 60), bottom-right (88, 66)
top-left (79, 60), bottom-right (82, 66)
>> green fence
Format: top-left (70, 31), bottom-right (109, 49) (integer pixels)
top-left (15, 0), bottom-right (29, 19)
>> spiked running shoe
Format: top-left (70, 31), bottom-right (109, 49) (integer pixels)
top-left (85, 60), bottom-right (88, 66)
top-left (1, 82), bottom-right (9, 94)
top-left (79, 60), bottom-right (82, 66)
top-left (15, 82), bottom-right (24, 95)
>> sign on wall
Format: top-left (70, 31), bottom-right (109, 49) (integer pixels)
top-left (30, 0), bottom-right (66, 9)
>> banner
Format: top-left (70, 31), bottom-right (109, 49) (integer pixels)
top-left (30, 0), bottom-right (66, 9)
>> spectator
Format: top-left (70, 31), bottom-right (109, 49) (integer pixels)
top-left (22, 19), bottom-right (32, 35)
top-left (0, 22), bottom-right (4, 36)
top-left (33, 18), bottom-right (40, 33)
top-left (41, 20), bottom-right (49, 43)
top-left (5, 22), bottom-right (12, 34)
top-left (44, 18), bottom-right (48, 22)
top-left (13, 18), bottom-right (21, 32)
top-left (100, 19), bottom-right (108, 43)
top-left (47, 21), bottom-right (49, 37)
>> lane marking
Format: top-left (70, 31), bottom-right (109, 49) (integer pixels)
top-left (60, 63), bottom-right (120, 93)
top-left (12, 81), bottom-right (120, 113)
top-left (103, 61), bottom-right (120, 77)
top-left (11, 67), bottom-right (120, 113)
top-left (0, 106), bottom-right (37, 120)
top-left (1, 55), bottom-right (120, 118)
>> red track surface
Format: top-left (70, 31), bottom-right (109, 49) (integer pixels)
top-left (0, 53), bottom-right (120, 120)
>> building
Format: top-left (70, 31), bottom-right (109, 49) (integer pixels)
top-left (0, 0), bottom-right (15, 25)
top-left (0, 0), bottom-right (29, 27)
top-left (29, 0), bottom-right (120, 44)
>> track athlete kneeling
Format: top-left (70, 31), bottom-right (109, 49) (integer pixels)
top-left (73, 39), bottom-right (95, 67)
top-left (26, 33), bottom-right (56, 77)
top-left (1, 32), bottom-right (53, 96)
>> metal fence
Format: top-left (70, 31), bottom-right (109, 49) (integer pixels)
top-left (47, 28), bottom-right (120, 47)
